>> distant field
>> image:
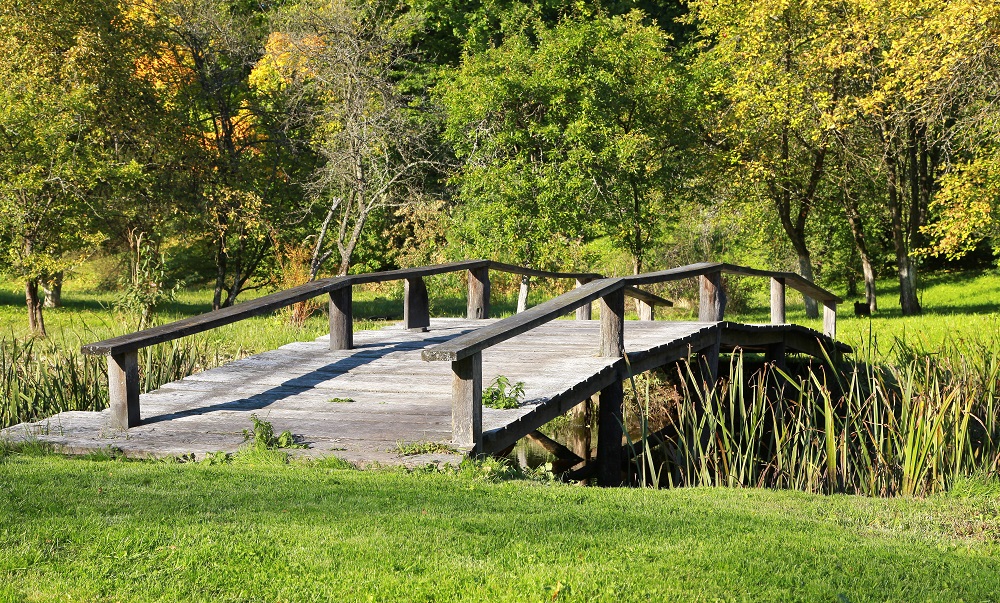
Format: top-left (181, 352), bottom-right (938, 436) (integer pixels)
top-left (0, 448), bottom-right (998, 603)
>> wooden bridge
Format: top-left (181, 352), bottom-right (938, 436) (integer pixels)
top-left (3, 261), bottom-right (848, 485)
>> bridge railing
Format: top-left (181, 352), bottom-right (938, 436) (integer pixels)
top-left (423, 262), bottom-right (843, 450)
top-left (81, 260), bottom-right (670, 430)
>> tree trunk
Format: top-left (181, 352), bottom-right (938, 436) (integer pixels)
top-left (42, 271), bottom-right (63, 308)
top-left (886, 149), bottom-right (921, 316)
top-left (213, 239), bottom-right (227, 311)
top-left (26, 279), bottom-right (46, 337)
top-left (796, 252), bottom-right (819, 318)
top-left (842, 196), bottom-right (877, 313)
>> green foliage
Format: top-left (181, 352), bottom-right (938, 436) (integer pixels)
top-left (392, 440), bottom-right (459, 455)
top-left (114, 233), bottom-right (181, 330)
top-left (241, 414), bottom-right (307, 450)
top-left (482, 375), bottom-right (525, 410)
top-left (440, 11), bottom-right (688, 272)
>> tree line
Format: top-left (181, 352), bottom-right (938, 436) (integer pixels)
top-left (2, 0), bottom-right (998, 334)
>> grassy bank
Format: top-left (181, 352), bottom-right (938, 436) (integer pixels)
top-left (1, 448), bottom-right (998, 602)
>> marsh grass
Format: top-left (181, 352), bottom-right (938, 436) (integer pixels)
top-left (625, 338), bottom-right (1000, 496)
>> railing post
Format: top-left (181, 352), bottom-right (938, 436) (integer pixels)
top-left (595, 379), bottom-right (624, 487)
top-left (467, 267), bottom-right (490, 319)
top-left (329, 286), bottom-right (353, 350)
top-left (699, 271), bottom-right (727, 322)
top-left (575, 279), bottom-right (592, 320)
top-left (823, 301), bottom-right (837, 339)
top-left (638, 301), bottom-right (654, 321)
top-left (451, 352), bottom-right (482, 452)
top-left (404, 277), bottom-right (430, 331)
top-left (599, 287), bottom-right (624, 357)
top-left (108, 351), bottom-right (140, 429)
top-left (770, 277), bottom-right (786, 324)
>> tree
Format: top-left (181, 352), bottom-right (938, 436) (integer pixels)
top-left (0, 0), bottom-right (152, 334)
top-left (441, 11), bottom-right (687, 275)
top-left (266, 0), bottom-right (439, 277)
top-left (689, 0), bottom-right (859, 317)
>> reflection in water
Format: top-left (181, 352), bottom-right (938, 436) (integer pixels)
top-left (510, 401), bottom-right (597, 472)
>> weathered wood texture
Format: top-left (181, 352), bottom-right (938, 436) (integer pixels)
top-left (451, 352), bottom-right (482, 450)
top-left (467, 267), bottom-right (490, 319)
top-left (329, 287), bottom-right (353, 350)
top-left (108, 351), bottom-right (140, 429)
top-left (823, 301), bottom-right (838, 340)
top-left (638, 301), bottom-right (654, 321)
top-left (771, 277), bottom-right (786, 324)
top-left (699, 271), bottom-right (727, 322)
top-left (600, 288), bottom-right (625, 357)
top-left (575, 279), bottom-right (593, 321)
top-left (404, 277), bottom-right (430, 331)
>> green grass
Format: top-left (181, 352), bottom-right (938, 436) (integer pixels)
top-left (0, 449), bottom-right (998, 602)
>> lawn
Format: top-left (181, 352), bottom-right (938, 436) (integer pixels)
top-left (1, 448), bottom-right (998, 602)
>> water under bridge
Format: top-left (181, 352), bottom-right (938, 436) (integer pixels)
top-left (2, 261), bottom-right (848, 485)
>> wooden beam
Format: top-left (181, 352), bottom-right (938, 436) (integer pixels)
top-left (595, 380), bottom-right (624, 487)
top-left (525, 431), bottom-right (584, 463)
top-left (404, 277), bottom-right (430, 331)
top-left (329, 287), bottom-right (353, 350)
top-left (770, 277), bottom-right (786, 324)
top-left (600, 287), bottom-right (625, 358)
top-left (108, 351), bottom-right (140, 429)
top-left (575, 279), bottom-right (593, 320)
top-left (451, 352), bottom-right (483, 451)
top-left (467, 266), bottom-right (490, 319)
top-left (699, 271), bottom-right (726, 322)
top-left (823, 301), bottom-right (837, 340)
top-left (638, 301), bottom-right (654, 321)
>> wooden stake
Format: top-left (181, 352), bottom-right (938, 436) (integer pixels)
top-left (575, 279), bottom-right (593, 320)
top-left (770, 277), bottom-right (786, 324)
top-left (823, 301), bottom-right (837, 340)
top-left (467, 267), bottom-right (490, 319)
top-left (108, 351), bottom-right (140, 429)
top-left (451, 352), bottom-right (482, 451)
top-left (404, 277), bottom-right (430, 331)
top-left (699, 271), bottom-right (726, 321)
top-left (595, 380), bottom-right (624, 487)
top-left (599, 287), bottom-right (625, 357)
top-left (329, 286), bottom-right (353, 350)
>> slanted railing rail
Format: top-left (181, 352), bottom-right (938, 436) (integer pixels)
top-left (83, 260), bottom-right (671, 430)
top-left (422, 261), bottom-right (843, 455)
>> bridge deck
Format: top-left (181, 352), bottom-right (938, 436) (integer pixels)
top-left (2, 318), bottom-right (843, 465)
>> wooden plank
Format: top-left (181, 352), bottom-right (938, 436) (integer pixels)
top-left (600, 288), bottom-right (625, 357)
top-left (638, 301), bottom-right (654, 321)
top-left (330, 287), bottom-right (353, 350)
top-left (771, 277), bottom-right (786, 324)
top-left (719, 263), bottom-right (843, 303)
top-left (625, 287), bottom-right (673, 308)
top-left (451, 352), bottom-right (482, 451)
top-left (423, 278), bottom-right (625, 361)
top-left (108, 351), bottom-right (140, 429)
top-left (624, 262), bottom-right (724, 287)
top-left (525, 431), bottom-right (584, 463)
top-left (404, 277), bottom-right (430, 330)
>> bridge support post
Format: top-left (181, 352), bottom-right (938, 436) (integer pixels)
top-left (108, 351), bottom-right (140, 429)
top-left (467, 267), bottom-right (490, 319)
top-left (770, 277), bottom-right (786, 324)
top-left (329, 286), bottom-right (353, 350)
top-left (699, 271), bottom-right (726, 322)
top-left (595, 380), bottom-right (624, 487)
top-left (451, 352), bottom-right (483, 452)
top-left (575, 279), bottom-right (592, 320)
top-left (823, 301), bottom-right (837, 340)
top-left (599, 288), bottom-right (624, 357)
top-left (638, 301), bottom-right (654, 321)
top-left (404, 277), bottom-right (430, 331)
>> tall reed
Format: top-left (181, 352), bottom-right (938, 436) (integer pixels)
top-left (626, 342), bottom-right (1000, 496)
top-left (1, 334), bottom-right (233, 430)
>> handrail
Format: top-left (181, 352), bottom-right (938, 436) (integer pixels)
top-left (422, 278), bottom-right (625, 361)
top-left (82, 260), bottom-right (668, 356)
top-left (85, 258), bottom-right (670, 430)
top-left (423, 261), bottom-right (841, 365)
top-left (624, 262), bottom-right (843, 303)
